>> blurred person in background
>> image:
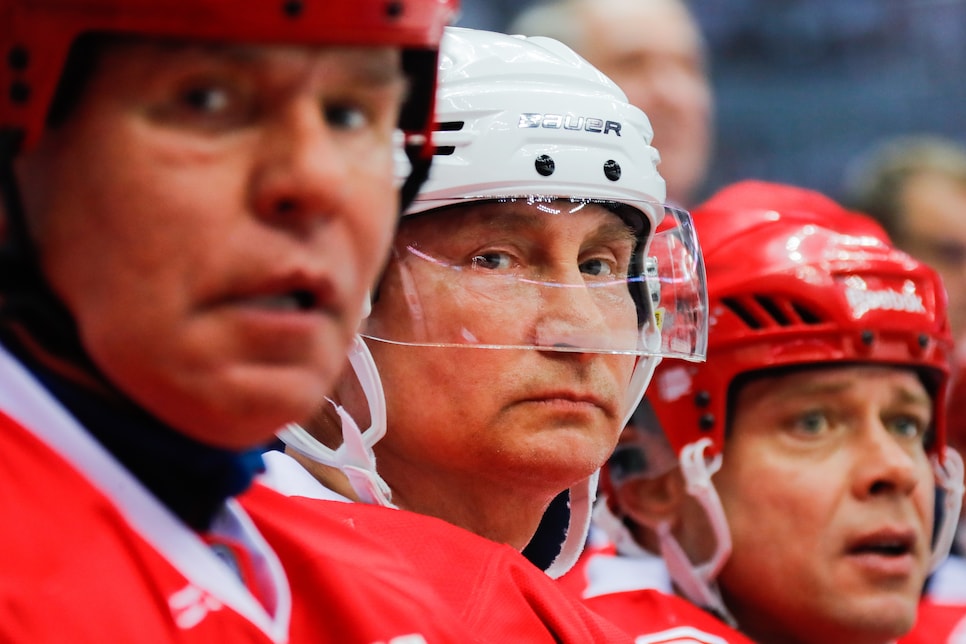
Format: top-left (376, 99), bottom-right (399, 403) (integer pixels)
top-left (844, 136), bottom-right (966, 358)
top-left (508, 0), bottom-right (714, 207)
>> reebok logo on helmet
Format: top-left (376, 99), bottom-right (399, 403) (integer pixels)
top-left (518, 113), bottom-right (622, 136)
top-left (844, 283), bottom-right (926, 318)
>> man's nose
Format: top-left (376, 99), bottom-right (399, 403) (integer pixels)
top-left (249, 102), bottom-right (350, 233)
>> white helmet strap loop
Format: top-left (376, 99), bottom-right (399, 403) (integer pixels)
top-left (660, 438), bottom-right (735, 625)
top-left (679, 439), bottom-right (732, 579)
top-left (277, 336), bottom-right (395, 507)
top-left (929, 447), bottom-right (965, 571)
top-left (592, 496), bottom-right (652, 559)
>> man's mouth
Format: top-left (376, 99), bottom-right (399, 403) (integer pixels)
top-left (246, 289), bottom-right (319, 312)
top-left (847, 531), bottom-right (915, 558)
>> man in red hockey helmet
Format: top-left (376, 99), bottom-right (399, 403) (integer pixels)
top-left (570, 180), bottom-right (964, 643)
top-left (0, 1), bottom-right (473, 641)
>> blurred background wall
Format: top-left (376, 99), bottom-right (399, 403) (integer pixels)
top-left (454, 0), bottom-right (966, 204)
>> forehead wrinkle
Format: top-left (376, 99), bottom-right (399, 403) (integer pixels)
top-left (125, 40), bottom-right (405, 90)
top-left (459, 203), bottom-right (633, 241)
top-left (330, 47), bottom-right (406, 87)
top-left (584, 214), bottom-right (638, 248)
top-left (763, 377), bottom-right (850, 404)
top-left (763, 367), bottom-right (930, 405)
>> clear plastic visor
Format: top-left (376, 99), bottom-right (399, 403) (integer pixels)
top-left (362, 197), bottom-right (707, 360)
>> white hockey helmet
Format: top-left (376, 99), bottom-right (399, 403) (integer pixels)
top-left (374, 25), bottom-right (707, 414)
top-left (409, 26), bottom-right (666, 209)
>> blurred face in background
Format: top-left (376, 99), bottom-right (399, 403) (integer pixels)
top-left (898, 170), bottom-right (966, 347)
top-left (576, 0), bottom-right (713, 206)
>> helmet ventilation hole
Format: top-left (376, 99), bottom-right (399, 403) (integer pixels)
top-left (433, 121), bottom-right (463, 155)
top-left (534, 155), bottom-right (555, 176)
top-left (282, 0), bottom-right (303, 18)
top-left (695, 390), bottom-right (711, 407)
top-left (603, 159), bottom-right (621, 181)
top-left (385, 1), bottom-right (405, 19)
top-left (724, 295), bottom-right (823, 330)
top-left (9, 81), bottom-right (29, 104)
top-left (7, 46), bottom-right (29, 71)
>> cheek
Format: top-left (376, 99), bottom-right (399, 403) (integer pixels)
top-left (715, 458), bottom-right (823, 552)
top-left (57, 162), bottom-right (232, 326)
top-left (611, 354), bottom-right (637, 397)
top-left (683, 80), bottom-right (713, 116)
top-left (913, 459), bottom-right (937, 528)
top-left (373, 345), bottom-right (505, 447)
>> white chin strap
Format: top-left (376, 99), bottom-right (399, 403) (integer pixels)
top-left (659, 439), bottom-right (735, 625)
top-left (541, 349), bottom-right (663, 578)
top-left (543, 471), bottom-right (598, 579)
top-left (930, 447), bottom-right (965, 572)
top-left (277, 336), bottom-right (395, 507)
top-left (593, 440), bottom-right (735, 624)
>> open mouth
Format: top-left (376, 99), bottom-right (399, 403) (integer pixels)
top-left (847, 534), bottom-right (914, 558)
top-left (247, 289), bottom-right (319, 312)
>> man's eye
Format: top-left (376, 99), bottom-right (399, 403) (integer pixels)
top-left (470, 252), bottom-right (512, 271)
top-left (325, 105), bottom-right (368, 130)
top-left (150, 79), bottom-right (252, 131)
top-left (791, 411), bottom-right (829, 436)
top-left (888, 416), bottom-right (928, 440)
top-left (181, 85), bottom-right (232, 115)
top-left (580, 257), bottom-right (615, 277)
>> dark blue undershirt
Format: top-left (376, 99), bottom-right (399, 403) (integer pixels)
top-left (23, 353), bottom-right (265, 531)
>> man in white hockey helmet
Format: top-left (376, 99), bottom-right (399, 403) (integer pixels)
top-left (245, 25), bottom-right (766, 644)
top-left (273, 22), bottom-right (705, 568)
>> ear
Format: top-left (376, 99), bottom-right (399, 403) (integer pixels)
top-left (613, 468), bottom-right (688, 529)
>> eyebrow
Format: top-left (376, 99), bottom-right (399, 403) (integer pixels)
top-left (324, 47), bottom-right (407, 87)
top-left (894, 387), bottom-right (932, 408)
top-left (585, 218), bottom-right (639, 248)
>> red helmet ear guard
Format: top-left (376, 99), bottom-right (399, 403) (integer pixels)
top-left (649, 180), bottom-right (953, 460)
top-left (1, 0), bottom-right (458, 158)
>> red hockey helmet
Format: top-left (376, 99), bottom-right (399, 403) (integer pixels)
top-left (649, 180), bottom-right (953, 460)
top-left (0, 0), bottom-right (457, 187)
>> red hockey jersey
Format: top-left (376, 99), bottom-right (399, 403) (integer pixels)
top-left (897, 601), bottom-right (966, 644)
top-left (560, 542), bottom-right (755, 643)
top-left (243, 484), bottom-right (636, 643)
top-left (0, 345), bottom-right (471, 643)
